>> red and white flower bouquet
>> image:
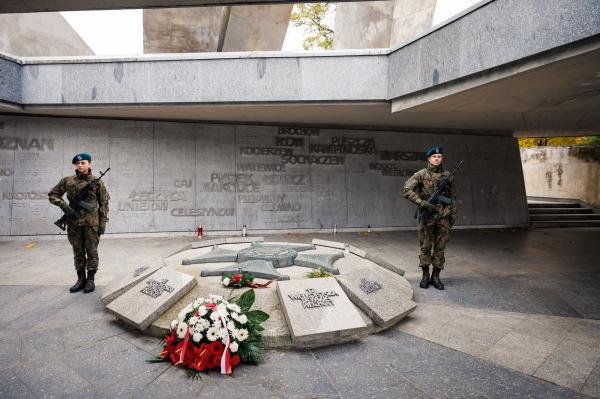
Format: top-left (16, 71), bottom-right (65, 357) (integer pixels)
top-left (153, 289), bottom-right (269, 376)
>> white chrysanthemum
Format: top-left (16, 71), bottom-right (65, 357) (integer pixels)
top-left (192, 333), bottom-right (202, 343)
top-left (236, 328), bottom-right (249, 342)
top-left (170, 319), bottom-right (178, 330)
top-left (226, 303), bottom-right (241, 313)
top-left (192, 299), bottom-right (201, 309)
top-left (230, 312), bottom-right (239, 321)
top-left (218, 328), bottom-right (229, 339)
top-left (238, 314), bottom-right (248, 325)
top-left (176, 322), bottom-right (188, 339)
top-left (227, 320), bottom-right (236, 332)
top-left (222, 277), bottom-right (230, 286)
top-left (206, 327), bottom-right (219, 341)
top-left (188, 316), bottom-right (199, 326)
top-left (209, 294), bottom-right (222, 302)
top-left (210, 311), bottom-right (220, 322)
top-left (197, 306), bottom-right (208, 317)
top-left (229, 341), bottom-right (239, 353)
top-left (198, 318), bottom-right (210, 331)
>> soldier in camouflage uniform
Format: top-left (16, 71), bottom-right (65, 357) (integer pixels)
top-left (403, 146), bottom-right (456, 290)
top-left (48, 153), bottom-right (110, 293)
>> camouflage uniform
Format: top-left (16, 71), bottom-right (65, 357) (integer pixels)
top-left (403, 165), bottom-right (456, 270)
top-left (48, 170), bottom-right (110, 272)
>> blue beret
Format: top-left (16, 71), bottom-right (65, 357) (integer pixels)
top-left (72, 152), bottom-right (92, 164)
top-left (425, 146), bottom-right (443, 158)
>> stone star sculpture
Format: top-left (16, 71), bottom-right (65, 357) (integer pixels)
top-left (181, 243), bottom-right (344, 280)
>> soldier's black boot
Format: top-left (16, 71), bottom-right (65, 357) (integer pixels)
top-left (419, 266), bottom-right (430, 289)
top-left (69, 269), bottom-right (86, 293)
top-left (431, 267), bottom-right (445, 290)
top-left (83, 270), bottom-right (96, 293)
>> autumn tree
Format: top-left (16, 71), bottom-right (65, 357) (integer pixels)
top-left (518, 136), bottom-right (600, 147)
top-left (290, 3), bottom-right (335, 50)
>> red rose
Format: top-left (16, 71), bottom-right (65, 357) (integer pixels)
top-left (209, 341), bottom-right (224, 356)
top-left (232, 273), bottom-right (242, 283)
top-left (231, 354), bottom-right (241, 367)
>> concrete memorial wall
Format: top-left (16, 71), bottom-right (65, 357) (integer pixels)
top-left (0, 115), bottom-right (528, 236)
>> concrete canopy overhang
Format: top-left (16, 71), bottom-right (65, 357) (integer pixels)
top-left (1, 0), bottom-right (599, 136)
top-left (0, 0), bottom-right (362, 14)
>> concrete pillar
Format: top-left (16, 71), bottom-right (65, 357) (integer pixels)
top-left (222, 5), bottom-right (293, 51)
top-left (143, 7), bottom-right (224, 53)
top-left (333, 0), bottom-right (437, 49)
top-left (0, 13), bottom-right (93, 56)
top-left (390, 0), bottom-right (437, 47)
top-left (144, 5), bottom-right (292, 53)
top-left (333, 1), bottom-right (394, 49)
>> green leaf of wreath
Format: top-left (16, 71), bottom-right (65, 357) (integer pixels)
top-left (236, 288), bottom-right (255, 312)
top-left (246, 310), bottom-right (270, 323)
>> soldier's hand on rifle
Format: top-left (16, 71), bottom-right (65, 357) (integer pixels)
top-left (419, 200), bottom-right (437, 213)
top-left (60, 203), bottom-right (77, 218)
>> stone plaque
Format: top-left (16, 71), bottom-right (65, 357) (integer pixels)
top-left (336, 270), bottom-right (416, 329)
top-left (190, 238), bottom-right (226, 249)
top-left (106, 267), bottom-right (197, 330)
top-left (277, 277), bottom-right (367, 344)
top-left (364, 253), bottom-right (405, 276)
top-left (225, 236), bottom-right (265, 244)
top-left (101, 265), bottom-right (161, 305)
top-left (312, 239), bottom-right (347, 250)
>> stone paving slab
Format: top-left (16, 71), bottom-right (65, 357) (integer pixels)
top-left (106, 267), bottom-right (197, 330)
top-left (277, 277), bottom-right (367, 344)
top-left (534, 338), bottom-right (600, 391)
top-left (101, 265), bottom-right (162, 305)
top-left (336, 270), bottom-right (416, 328)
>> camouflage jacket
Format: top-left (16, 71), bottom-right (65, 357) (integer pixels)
top-left (403, 165), bottom-right (457, 219)
top-left (48, 170), bottom-right (110, 227)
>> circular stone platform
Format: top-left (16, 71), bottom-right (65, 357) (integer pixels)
top-left (103, 238), bottom-right (416, 349)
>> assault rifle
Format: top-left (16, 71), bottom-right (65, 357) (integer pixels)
top-left (54, 168), bottom-right (110, 231)
top-left (419, 161), bottom-right (463, 223)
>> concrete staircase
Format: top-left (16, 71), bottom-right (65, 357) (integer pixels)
top-left (528, 199), bottom-right (600, 228)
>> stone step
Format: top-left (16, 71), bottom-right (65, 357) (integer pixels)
top-left (528, 207), bottom-right (594, 215)
top-left (531, 220), bottom-right (600, 228)
top-left (527, 203), bottom-right (581, 208)
top-left (530, 214), bottom-right (600, 221)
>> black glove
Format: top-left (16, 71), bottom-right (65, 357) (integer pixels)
top-left (60, 203), bottom-right (77, 218)
top-left (419, 201), bottom-right (437, 213)
top-left (98, 224), bottom-right (106, 236)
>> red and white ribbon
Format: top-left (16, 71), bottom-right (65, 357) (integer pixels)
top-left (205, 302), bottom-right (232, 374)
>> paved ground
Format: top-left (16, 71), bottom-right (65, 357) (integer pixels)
top-left (1, 228), bottom-right (599, 398)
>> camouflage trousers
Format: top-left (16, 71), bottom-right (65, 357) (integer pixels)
top-left (418, 217), bottom-right (450, 269)
top-left (67, 225), bottom-right (100, 272)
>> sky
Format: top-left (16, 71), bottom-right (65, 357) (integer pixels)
top-left (61, 0), bottom-right (480, 56)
